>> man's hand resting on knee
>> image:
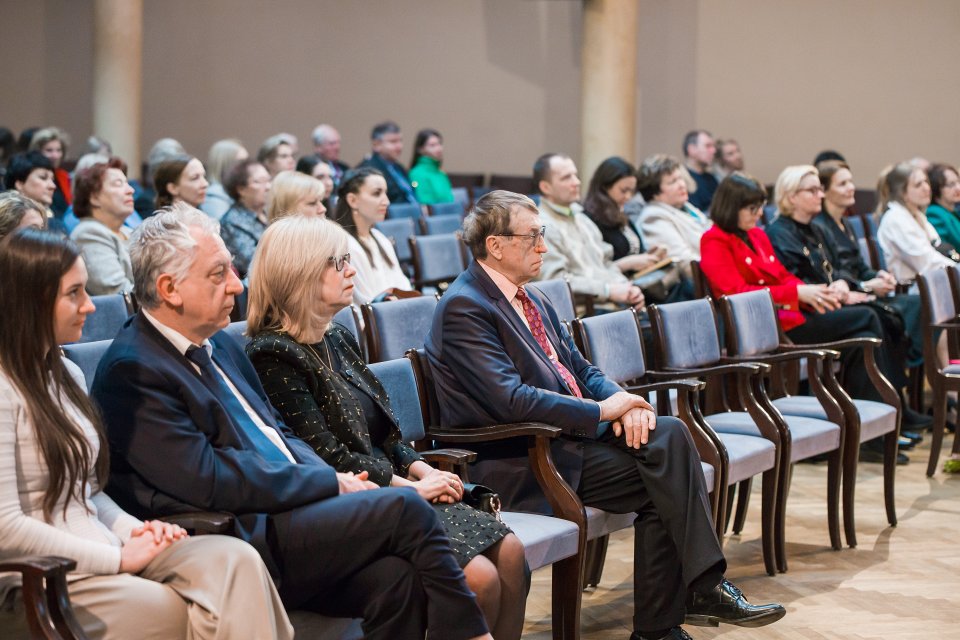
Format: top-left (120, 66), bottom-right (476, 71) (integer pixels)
top-left (598, 391), bottom-right (657, 449)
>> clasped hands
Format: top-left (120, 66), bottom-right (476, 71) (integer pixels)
top-left (120, 520), bottom-right (188, 574)
top-left (599, 391), bottom-right (657, 449)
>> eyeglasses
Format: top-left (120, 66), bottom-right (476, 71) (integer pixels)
top-left (797, 186), bottom-right (825, 195)
top-left (496, 226), bottom-right (547, 246)
top-left (746, 201), bottom-right (767, 215)
top-left (327, 253), bottom-right (351, 272)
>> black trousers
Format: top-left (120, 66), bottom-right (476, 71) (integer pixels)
top-left (787, 305), bottom-right (901, 402)
top-left (272, 487), bottom-right (488, 640)
top-left (576, 416), bottom-right (725, 631)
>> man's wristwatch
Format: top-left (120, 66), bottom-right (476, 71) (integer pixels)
top-left (859, 281), bottom-right (873, 293)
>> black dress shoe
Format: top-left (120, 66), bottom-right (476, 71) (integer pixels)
top-left (897, 436), bottom-right (916, 451)
top-left (900, 429), bottom-right (924, 444)
top-left (903, 407), bottom-right (934, 430)
top-left (859, 445), bottom-right (909, 465)
top-left (631, 627), bottom-right (693, 640)
top-left (685, 579), bottom-right (786, 628)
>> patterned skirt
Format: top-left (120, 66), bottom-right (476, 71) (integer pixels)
top-left (434, 501), bottom-right (512, 567)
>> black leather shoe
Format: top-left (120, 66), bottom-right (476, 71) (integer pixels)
top-left (900, 429), bottom-right (924, 444)
top-left (631, 627), bottom-right (693, 640)
top-left (859, 447), bottom-right (909, 465)
top-left (685, 579), bottom-right (786, 628)
top-left (902, 407), bottom-right (934, 430)
top-left (897, 436), bottom-right (916, 451)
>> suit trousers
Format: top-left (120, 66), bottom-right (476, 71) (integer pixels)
top-left (576, 416), bottom-right (725, 631)
top-left (1, 535), bottom-right (293, 640)
top-left (272, 487), bottom-right (488, 640)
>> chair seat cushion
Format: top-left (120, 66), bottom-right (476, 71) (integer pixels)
top-left (500, 511), bottom-right (580, 571)
top-left (710, 431), bottom-right (777, 485)
top-left (706, 410), bottom-right (840, 462)
top-left (772, 396), bottom-right (896, 442)
top-left (701, 461), bottom-right (715, 489)
top-left (943, 364), bottom-right (960, 375)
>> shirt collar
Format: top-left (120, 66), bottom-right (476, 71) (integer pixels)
top-left (142, 309), bottom-right (213, 357)
top-left (478, 260), bottom-right (521, 302)
top-left (542, 199), bottom-right (580, 218)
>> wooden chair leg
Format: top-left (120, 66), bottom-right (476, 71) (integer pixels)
top-left (732, 478), bottom-right (752, 534)
top-left (908, 365), bottom-right (924, 414)
top-left (842, 429), bottom-right (860, 548)
top-left (582, 535), bottom-right (609, 589)
top-left (552, 555), bottom-right (583, 640)
top-left (883, 429), bottom-right (898, 527)
top-left (722, 484), bottom-right (736, 535)
top-left (760, 469), bottom-right (778, 577)
top-left (927, 382), bottom-right (948, 477)
top-left (826, 449), bottom-right (842, 551)
top-left (775, 463), bottom-right (793, 573)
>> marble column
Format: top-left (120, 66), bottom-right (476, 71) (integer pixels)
top-left (580, 0), bottom-right (639, 183)
top-left (93, 0), bottom-right (143, 176)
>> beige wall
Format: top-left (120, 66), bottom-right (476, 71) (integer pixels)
top-left (3, 0), bottom-right (958, 186)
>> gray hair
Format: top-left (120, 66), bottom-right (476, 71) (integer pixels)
top-left (312, 124), bottom-right (337, 146)
top-left (70, 153), bottom-right (110, 193)
top-left (258, 134), bottom-right (291, 163)
top-left (462, 190), bottom-right (538, 259)
top-left (129, 201), bottom-right (220, 308)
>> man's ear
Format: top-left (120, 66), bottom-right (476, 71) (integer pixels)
top-left (538, 179), bottom-right (552, 200)
top-left (485, 235), bottom-right (503, 261)
top-left (155, 273), bottom-right (183, 308)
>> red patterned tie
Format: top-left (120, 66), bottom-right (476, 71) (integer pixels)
top-left (515, 286), bottom-right (583, 398)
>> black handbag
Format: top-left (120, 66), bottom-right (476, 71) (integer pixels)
top-left (461, 483), bottom-right (502, 522)
top-left (935, 241), bottom-right (960, 262)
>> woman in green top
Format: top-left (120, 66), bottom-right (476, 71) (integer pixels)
top-left (409, 128), bottom-right (454, 204)
top-left (926, 163), bottom-right (960, 250)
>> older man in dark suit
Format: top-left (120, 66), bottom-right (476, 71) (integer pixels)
top-left (425, 191), bottom-right (785, 640)
top-left (92, 202), bottom-right (491, 640)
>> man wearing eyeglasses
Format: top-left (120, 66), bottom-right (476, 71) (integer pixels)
top-left (533, 153), bottom-right (646, 310)
top-left (426, 191), bottom-right (785, 640)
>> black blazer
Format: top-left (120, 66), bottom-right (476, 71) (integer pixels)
top-left (246, 325), bottom-right (423, 487)
top-left (357, 153), bottom-right (417, 204)
top-left (424, 261), bottom-right (623, 513)
top-left (766, 215), bottom-right (841, 285)
top-left (589, 213), bottom-right (646, 262)
top-left (812, 211), bottom-right (877, 288)
top-left (92, 312), bottom-right (340, 575)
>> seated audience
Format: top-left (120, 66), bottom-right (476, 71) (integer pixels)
top-left (296, 154), bottom-right (335, 210)
top-left (409, 128), bottom-right (455, 204)
top-left (202, 139), bottom-right (248, 220)
top-left (682, 129), bottom-right (719, 212)
top-left (876, 162), bottom-right (957, 282)
top-left (258, 134), bottom-right (296, 178)
top-left (245, 215), bottom-right (527, 638)
top-left (28, 127), bottom-right (72, 217)
top-left (637, 154), bottom-right (712, 279)
top-left (713, 138), bottom-right (745, 181)
top-left (767, 165), bottom-right (926, 442)
top-left (0, 228), bottom-right (292, 639)
top-left (154, 155), bottom-right (208, 210)
top-left (535, 153), bottom-right (644, 309)
top-left (70, 157), bottom-right (136, 295)
top-left (266, 170), bottom-right (327, 222)
top-left (90, 204), bottom-right (492, 640)
top-left (311, 123), bottom-right (349, 187)
top-left (332, 167), bottom-right (413, 304)
top-left (358, 121), bottom-right (419, 205)
top-left (925, 163), bottom-right (960, 250)
top-left (4, 152), bottom-right (59, 232)
top-left (426, 189), bottom-right (785, 640)
top-left (700, 174), bottom-right (907, 463)
top-left (220, 158), bottom-right (271, 278)
top-left (137, 138), bottom-right (187, 218)
top-left (0, 191), bottom-right (46, 237)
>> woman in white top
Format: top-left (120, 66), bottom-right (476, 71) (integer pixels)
top-left (876, 161), bottom-right (957, 283)
top-left (0, 228), bottom-right (292, 639)
top-left (332, 167), bottom-right (413, 305)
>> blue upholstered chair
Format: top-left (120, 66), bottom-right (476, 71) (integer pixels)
top-left (428, 201), bottom-right (465, 218)
top-left (650, 297), bottom-right (846, 574)
top-left (63, 339), bottom-right (114, 392)
top-left (420, 213), bottom-right (462, 236)
top-left (374, 216), bottom-right (418, 268)
top-left (332, 305), bottom-right (366, 361)
top-left (386, 202), bottom-right (422, 221)
top-left (408, 234), bottom-right (467, 291)
top-left (407, 351), bottom-right (584, 640)
top-left (361, 295), bottom-right (439, 363)
top-left (528, 279), bottom-right (578, 326)
top-left (719, 289), bottom-right (898, 549)
top-left (917, 266), bottom-right (960, 476)
top-left (80, 294), bottom-right (133, 343)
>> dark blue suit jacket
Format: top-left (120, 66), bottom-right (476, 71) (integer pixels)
top-left (425, 261), bottom-right (622, 512)
top-left (357, 153), bottom-right (417, 204)
top-left (92, 312), bottom-right (340, 575)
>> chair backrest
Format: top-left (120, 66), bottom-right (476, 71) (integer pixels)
top-left (368, 358), bottom-right (425, 442)
top-left (222, 321), bottom-right (249, 348)
top-left (362, 295), bottom-right (439, 362)
top-left (451, 187), bottom-right (471, 211)
top-left (229, 283), bottom-right (248, 321)
top-left (719, 290), bottom-right (781, 356)
top-left (428, 202), bottom-right (465, 218)
top-left (470, 185), bottom-right (492, 202)
top-left (690, 260), bottom-right (711, 299)
top-left (572, 309), bottom-right (646, 384)
top-left (761, 204), bottom-right (777, 226)
top-left (845, 214), bottom-right (866, 239)
top-left (63, 339), bottom-right (113, 392)
top-left (80, 294), bottom-right (132, 343)
top-left (374, 217), bottom-right (418, 263)
top-left (421, 213), bottom-right (462, 236)
top-left (387, 202), bottom-right (422, 221)
top-left (332, 305), bottom-right (366, 359)
top-left (489, 174), bottom-right (535, 194)
top-left (408, 234), bottom-right (466, 288)
top-left (407, 348), bottom-right (441, 428)
top-left (648, 298), bottom-right (722, 369)
top-left (918, 267), bottom-right (958, 325)
top-left (528, 279), bottom-right (576, 325)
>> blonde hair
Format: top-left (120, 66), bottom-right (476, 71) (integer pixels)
top-left (207, 138), bottom-right (247, 185)
top-left (29, 127), bottom-right (69, 157)
top-left (247, 215), bottom-right (349, 342)
top-left (266, 171), bottom-right (325, 223)
top-left (774, 165), bottom-right (818, 217)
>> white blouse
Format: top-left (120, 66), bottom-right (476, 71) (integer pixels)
top-left (348, 228), bottom-right (413, 306)
top-left (877, 201), bottom-right (955, 281)
top-left (0, 359), bottom-right (142, 598)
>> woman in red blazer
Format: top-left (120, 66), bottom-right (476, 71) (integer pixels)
top-left (699, 173), bottom-right (894, 409)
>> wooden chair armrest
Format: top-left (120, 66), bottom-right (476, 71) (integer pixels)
top-left (930, 320), bottom-right (960, 331)
top-left (427, 422), bottom-right (562, 443)
top-left (622, 379), bottom-right (705, 395)
top-left (161, 512), bottom-right (234, 536)
top-left (421, 448), bottom-right (477, 476)
top-left (723, 349), bottom-right (827, 366)
top-left (649, 362), bottom-right (769, 378)
top-left (779, 336), bottom-right (881, 351)
top-left (0, 556), bottom-right (88, 639)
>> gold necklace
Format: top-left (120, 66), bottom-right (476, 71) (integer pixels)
top-left (304, 338), bottom-right (334, 370)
